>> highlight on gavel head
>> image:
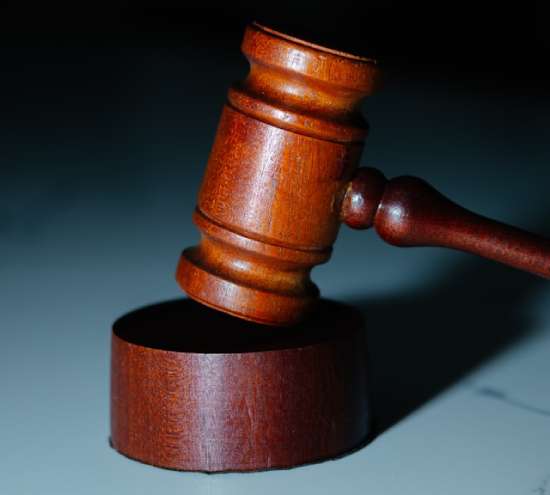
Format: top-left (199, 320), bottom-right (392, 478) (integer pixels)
top-left (176, 22), bottom-right (380, 326)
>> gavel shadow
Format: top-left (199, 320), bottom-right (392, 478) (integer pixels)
top-left (352, 250), bottom-right (548, 436)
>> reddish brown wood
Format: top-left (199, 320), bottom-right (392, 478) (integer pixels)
top-left (110, 299), bottom-right (369, 472)
top-left (177, 22), bottom-right (549, 327)
top-left (177, 23), bottom-right (379, 326)
top-left (341, 168), bottom-right (550, 278)
top-left (111, 22), bottom-right (550, 475)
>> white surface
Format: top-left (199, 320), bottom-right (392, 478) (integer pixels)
top-left (2, 176), bottom-right (549, 495)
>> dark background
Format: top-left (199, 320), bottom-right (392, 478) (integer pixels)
top-left (1, 2), bottom-right (549, 65)
top-left (1, 2), bottom-right (549, 82)
top-left (2, 2), bottom-right (549, 162)
top-left (2, 2), bottom-right (549, 189)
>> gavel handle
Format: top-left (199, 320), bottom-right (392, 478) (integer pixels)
top-left (341, 167), bottom-right (550, 278)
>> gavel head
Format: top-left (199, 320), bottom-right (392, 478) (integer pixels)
top-left (177, 23), bottom-right (380, 326)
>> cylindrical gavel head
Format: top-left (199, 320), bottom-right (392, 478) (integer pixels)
top-left (177, 23), bottom-right (380, 326)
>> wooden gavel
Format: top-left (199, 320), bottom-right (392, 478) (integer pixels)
top-left (176, 22), bottom-right (550, 326)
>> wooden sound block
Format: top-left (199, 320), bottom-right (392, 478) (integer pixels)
top-left (110, 298), bottom-right (370, 472)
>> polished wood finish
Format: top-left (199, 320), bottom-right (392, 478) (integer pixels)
top-left (110, 299), bottom-right (369, 472)
top-left (177, 23), bottom-right (379, 326)
top-left (112, 23), bottom-right (549, 474)
top-left (342, 168), bottom-right (550, 278)
top-left (177, 23), bottom-right (549, 326)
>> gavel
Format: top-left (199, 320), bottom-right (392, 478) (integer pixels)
top-left (176, 22), bottom-right (550, 327)
top-left (110, 22), bottom-right (550, 472)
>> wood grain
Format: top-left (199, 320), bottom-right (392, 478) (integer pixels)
top-left (112, 22), bottom-right (550, 474)
top-left (177, 22), bottom-right (549, 326)
top-left (177, 22), bottom-right (379, 326)
top-left (110, 298), bottom-right (369, 472)
top-left (341, 168), bottom-right (550, 278)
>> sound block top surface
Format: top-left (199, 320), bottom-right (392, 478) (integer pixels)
top-left (113, 298), bottom-right (364, 354)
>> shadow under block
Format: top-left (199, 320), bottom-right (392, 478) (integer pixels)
top-left (110, 298), bottom-right (370, 472)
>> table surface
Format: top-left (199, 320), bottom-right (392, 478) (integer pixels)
top-left (2, 44), bottom-right (549, 494)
